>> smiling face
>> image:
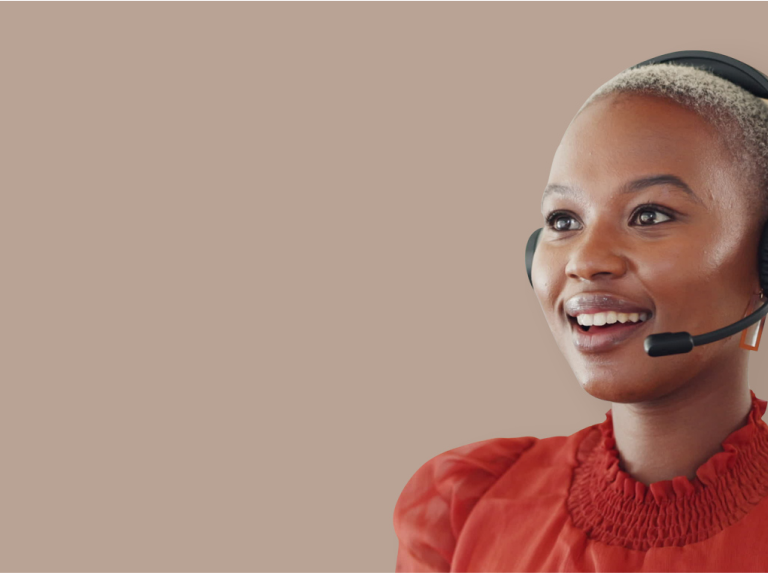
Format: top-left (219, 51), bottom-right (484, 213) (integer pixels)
top-left (535, 92), bottom-right (763, 404)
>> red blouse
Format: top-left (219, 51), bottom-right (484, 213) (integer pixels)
top-left (393, 389), bottom-right (768, 571)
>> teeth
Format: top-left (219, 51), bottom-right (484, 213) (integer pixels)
top-left (576, 311), bottom-right (648, 326)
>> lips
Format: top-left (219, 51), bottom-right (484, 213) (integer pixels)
top-left (564, 291), bottom-right (653, 319)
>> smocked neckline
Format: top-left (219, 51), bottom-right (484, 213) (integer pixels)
top-left (566, 389), bottom-right (768, 551)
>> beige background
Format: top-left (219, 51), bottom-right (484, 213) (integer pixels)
top-left (3, 2), bottom-right (768, 571)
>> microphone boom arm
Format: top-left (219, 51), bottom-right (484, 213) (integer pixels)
top-left (644, 299), bottom-right (768, 357)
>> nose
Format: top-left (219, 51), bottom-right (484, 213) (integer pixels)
top-left (563, 223), bottom-right (629, 282)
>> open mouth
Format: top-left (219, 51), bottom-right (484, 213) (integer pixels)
top-left (567, 313), bottom-right (652, 333)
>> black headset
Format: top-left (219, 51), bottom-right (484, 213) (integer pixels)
top-left (524, 50), bottom-right (768, 357)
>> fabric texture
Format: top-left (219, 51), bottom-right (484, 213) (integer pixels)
top-left (393, 389), bottom-right (768, 571)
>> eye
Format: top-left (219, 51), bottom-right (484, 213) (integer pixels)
top-left (546, 212), bottom-right (582, 232)
top-left (633, 206), bottom-right (673, 226)
top-left (545, 204), bottom-right (674, 232)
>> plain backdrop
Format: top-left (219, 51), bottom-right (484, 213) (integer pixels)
top-left (3, 2), bottom-right (768, 571)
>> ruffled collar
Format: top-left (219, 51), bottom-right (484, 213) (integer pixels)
top-left (566, 389), bottom-right (768, 551)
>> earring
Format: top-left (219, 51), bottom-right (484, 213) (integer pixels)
top-left (740, 291), bottom-right (766, 351)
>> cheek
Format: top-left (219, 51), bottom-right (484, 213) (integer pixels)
top-left (531, 259), bottom-right (561, 312)
top-left (642, 238), bottom-right (747, 328)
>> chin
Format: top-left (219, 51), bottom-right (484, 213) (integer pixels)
top-left (574, 370), bottom-right (664, 404)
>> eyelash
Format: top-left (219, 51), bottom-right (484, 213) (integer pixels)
top-left (545, 203), bottom-right (675, 232)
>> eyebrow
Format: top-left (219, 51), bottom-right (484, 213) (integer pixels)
top-left (541, 174), bottom-right (704, 210)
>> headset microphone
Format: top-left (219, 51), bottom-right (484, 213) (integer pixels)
top-left (643, 301), bottom-right (768, 357)
top-left (525, 50), bottom-right (768, 357)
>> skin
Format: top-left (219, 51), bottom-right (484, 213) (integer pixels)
top-left (534, 92), bottom-right (764, 486)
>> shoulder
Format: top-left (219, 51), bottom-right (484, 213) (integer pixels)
top-left (399, 436), bottom-right (539, 501)
top-left (393, 436), bottom-right (538, 571)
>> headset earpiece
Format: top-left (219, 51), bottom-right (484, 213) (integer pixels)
top-left (525, 228), bottom-right (542, 288)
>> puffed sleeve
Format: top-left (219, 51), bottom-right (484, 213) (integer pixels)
top-left (393, 436), bottom-right (537, 572)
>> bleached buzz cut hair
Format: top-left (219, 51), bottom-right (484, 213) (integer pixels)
top-left (572, 62), bottom-right (768, 230)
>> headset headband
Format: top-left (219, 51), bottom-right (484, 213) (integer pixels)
top-left (630, 50), bottom-right (768, 102)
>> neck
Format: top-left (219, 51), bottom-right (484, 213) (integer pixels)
top-left (610, 353), bottom-right (753, 486)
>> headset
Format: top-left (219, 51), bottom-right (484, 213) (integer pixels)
top-left (524, 50), bottom-right (768, 357)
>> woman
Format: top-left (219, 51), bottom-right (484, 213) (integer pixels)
top-left (393, 55), bottom-right (768, 571)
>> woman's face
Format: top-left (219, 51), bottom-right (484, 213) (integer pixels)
top-left (535, 93), bottom-right (761, 404)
